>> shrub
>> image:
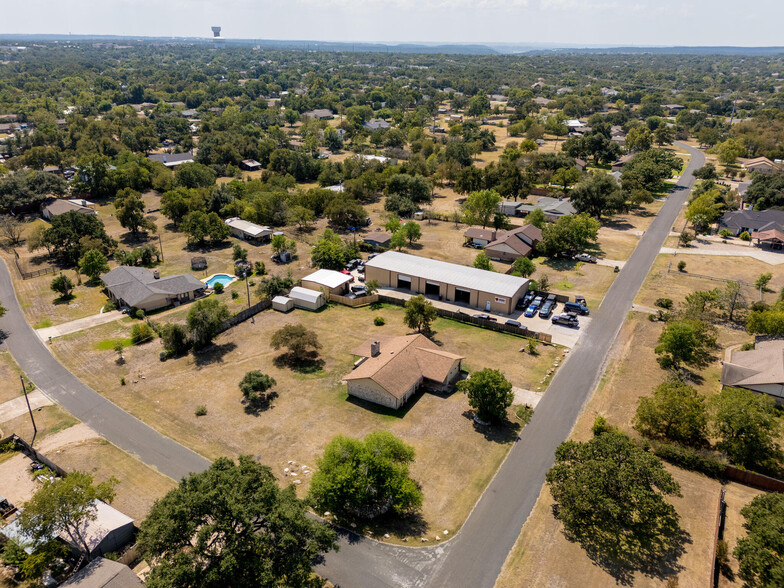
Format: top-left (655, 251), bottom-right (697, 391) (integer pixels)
top-left (591, 415), bottom-right (615, 436)
top-left (739, 230), bottom-right (751, 241)
top-left (231, 290), bottom-right (239, 300)
top-left (677, 260), bottom-right (686, 272)
top-left (213, 282), bottom-right (224, 294)
top-left (373, 316), bottom-right (385, 326)
top-left (195, 405), bottom-right (207, 417)
top-left (718, 229), bottom-right (733, 238)
top-left (716, 539), bottom-right (730, 569)
top-left (103, 300), bottom-right (118, 312)
top-left (239, 371), bottom-right (277, 404)
top-left (655, 298), bottom-right (673, 309)
top-left (159, 351), bottom-right (167, 361)
top-left (679, 230), bottom-right (695, 246)
top-left (120, 377), bottom-right (126, 386)
top-left (254, 261), bottom-right (266, 276)
top-left (161, 323), bottom-right (190, 357)
top-left (740, 342), bottom-right (755, 351)
top-left (651, 440), bottom-right (726, 478)
top-left (527, 338), bottom-right (539, 355)
top-left (130, 323), bottom-right (155, 344)
top-left (132, 308), bottom-right (145, 320)
top-left (516, 404), bottom-right (534, 425)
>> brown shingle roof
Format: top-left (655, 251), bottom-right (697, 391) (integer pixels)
top-left (484, 225), bottom-right (543, 257)
top-left (464, 227), bottom-right (497, 241)
top-left (722, 340), bottom-right (784, 388)
top-left (345, 335), bottom-right (463, 399)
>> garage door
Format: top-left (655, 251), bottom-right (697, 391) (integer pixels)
top-left (425, 281), bottom-right (440, 296)
top-left (397, 275), bottom-right (411, 290)
top-left (455, 288), bottom-right (471, 304)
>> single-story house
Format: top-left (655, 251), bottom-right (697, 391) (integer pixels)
top-left (663, 104), bottom-right (685, 113)
top-left (484, 225), bottom-right (543, 262)
top-left (719, 209), bottom-right (784, 236)
top-left (345, 335), bottom-right (464, 409)
top-left (101, 266), bottom-right (205, 312)
top-left (302, 109), bottom-right (334, 120)
top-left (42, 198), bottom-right (98, 220)
top-left (364, 251), bottom-right (530, 315)
top-left (364, 118), bottom-right (390, 131)
top-left (611, 154), bottom-right (634, 172)
top-left (148, 151), bottom-right (195, 168)
top-left (534, 97), bottom-right (552, 106)
top-left (272, 295), bottom-right (294, 312)
top-left (721, 339), bottom-right (784, 400)
top-left (575, 158), bottom-right (587, 171)
top-left (240, 159), bottom-right (262, 171)
top-left (43, 165), bottom-right (61, 174)
top-left (301, 269), bottom-right (352, 295)
top-left (363, 232), bottom-right (392, 249)
top-left (288, 286), bottom-right (326, 310)
top-left (565, 119), bottom-right (585, 129)
top-left (61, 558), bottom-right (144, 588)
top-left (464, 227), bottom-right (498, 247)
top-left (180, 108), bottom-right (199, 119)
top-left (225, 217), bottom-right (272, 241)
top-left (513, 197), bottom-right (577, 222)
top-left (744, 156), bottom-right (782, 175)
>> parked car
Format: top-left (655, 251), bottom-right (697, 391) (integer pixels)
top-left (552, 313), bottom-right (579, 327)
top-left (524, 304), bottom-right (539, 318)
top-left (340, 269), bottom-right (351, 275)
top-left (539, 299), bottom-right (556, 318)
top-left (575, 253), bottom-right (597, 263)
top-left (351, 285), bottom-right (367, 296)
top-left (564, 301), bottom-right (590, 315)
top-left (367, 253), bottom-right (379, 260)
top-left (505, 319), bottom-right (522, 328)
top-left (575, 295), bottom-right (587, 306)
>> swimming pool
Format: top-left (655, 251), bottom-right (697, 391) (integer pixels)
top-left (203, 273), bottom-right (237, 288)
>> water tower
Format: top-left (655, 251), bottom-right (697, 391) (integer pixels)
top-left (211, 26), bottom-right (225, 48)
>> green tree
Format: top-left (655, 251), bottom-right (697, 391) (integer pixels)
top-left (457, 368), bottom-right (513, 424)
top-left (539, 213), bottom-right (600, 258)
top-left (720, 280), bottom-right (746, 322)
top-left (525, 207), bottom-right (547, 229)
top-left (625, 126), bottom-right (653, 152)
top-left (160, 323), bottom-right (190, 357)
top-left (270, 324), bottom-right (321, 364)
top-left (633, 379), bottom-right (709, 446)
top-left (685, 190), bottom-right (724, 232)
top-left (289, 205), bottom-right (315, 230)
top-left (403, 294), bottom-right (438, 336)
top-left (239, 370), bottom-right (277, 404)
top-left (19, 472), bottom-right (117, 560)
top-left (50, 274), bottom-right (74, 299)
top-left (734, 492), bottom-right (784, 587)
top-left (569, 172), bottom-right (624, 219)
top-left (546, 430), bottom-right (682, 568)
top-left (654, 319), bottom-right (716, 370)
top-left (473, 251), bottom-right (494, 271)
top-left (174, 162), bottom-right (216, 189)
top-left (755, 272), bottom-right (773, 292)
top-left (511, 256), bottom-right (536, 278)
top-left (711, 387), bottom-right (782, 471)
top-left (402, 221), bottom-right (422, 245)
top-left (139, 456), bottom-right (336, 588)
top-left (311, 229), bottom-right (348, 270)
top-left (232, 243), bottom-right (248, 262)
top-left (390, 229), bottom-right (407, 251)
top-left (308, 431), bottom-right (423, 519)
top-left (78, 249), bottom-right (109, 282)
top-left (43, 211), bottom-right (116, 266)
top-left (186, 297), bottom-right (230, 349)
top-left (463, 189), bottom-right (502, 228)
top-left (115, 188), bottom-right (155, 236)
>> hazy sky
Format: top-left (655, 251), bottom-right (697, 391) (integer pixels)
top-left (4, 0), bottom-right (783, 47)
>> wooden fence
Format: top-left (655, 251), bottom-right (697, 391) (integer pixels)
top-left (710, 488), bottom-right (727, 588)
top-left (329, 293), bottom-right (380, 307)
top-left (13, 248), bottom-right (55, 280)
top-left (218, 299), bottom-right (271, 333)
top-left (724, 465), bottom-right (784, 492)
top-left (666, 262), bottom-right (753, 287)
top-left (3, 434), bottom-right (69, 478)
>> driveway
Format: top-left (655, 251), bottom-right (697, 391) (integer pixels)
top-left (36, 309), bottom-right (124, 341)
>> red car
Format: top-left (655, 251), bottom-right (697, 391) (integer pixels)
top-left (340, 269), bottom-right (355, 282)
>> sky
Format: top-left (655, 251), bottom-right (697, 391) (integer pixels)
top-left (3, 0), bottom-right (784, 47)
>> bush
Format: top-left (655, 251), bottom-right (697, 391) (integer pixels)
top-left (254, 261), bottom-right (266, 276)
top-left (592, 415), bottom-right (617, 436)
top-left (373, 316), bottom-right (385, 326)
top-left (159, 350), bottom-right (167, 361)
top-left (120, 377), bottom-right (126, 386)
top-left (679, 230), bottom-right (695, 246)
top-left (677, 260), bottom-right (686, 272)
top-left (655, 298), bottom-right (673, 309)
top-left (195, 405), bottom-right (207, 417)
top-left (516, 404), bottom-right (534, 425)
top-left (130, 322), bottom-right (155, 344)
top-left (231, 290), bottom-right (239, 300)
top-left (132, 308), bottom-right (145, 320)
top-left (213, 282), bottom-right (224, 294)
top-left (716, 539), bottom-right (730, 569)
top-left (103, 300), bottom-right (118, 312)
top-left (718, 229), bottom-right (733, 238)
top-left (161, 323), bottom-right (190, 357)
top-left (740, 342), bottom-right (755, 351)
top-left (739, 230), bottom-right (751, 241)
top-left (651, 440), bottom-right (726, 478)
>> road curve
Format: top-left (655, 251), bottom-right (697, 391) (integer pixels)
top-left (0, 143), bottom-right (704, 588)
top-left (0, 259), bottom-right (211, 481)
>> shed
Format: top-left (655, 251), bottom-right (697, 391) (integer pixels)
top-left (272, 295), bottom-right (294, 313)
top-left (74, 500), bottom-right (135, 558)
top-left (288, 287), bottom-right (326, 311)
top-left (301, 269), bottom-right (352, 295)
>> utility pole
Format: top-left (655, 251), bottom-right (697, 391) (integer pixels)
top-left (158, 234), bottom-right (164, 262)
top-left (20, 375), bottom-right (37, 446)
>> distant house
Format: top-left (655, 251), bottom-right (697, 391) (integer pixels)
top-left (744, 157), bottom-right (782, 175)
top-left (464, 227), bottom-right (497, 248)
top-left (302, 109), bottom-right (334, 120)
top-left (663, 104), bottom-right (685, 113)
top-left (101, 266), bottom-right (205, 312)
top-left (42, 198), bottom-right (97, 221)
top-left (611, 154), bottom-right (635, 172)
top-left (534, 97), bottom-right (552, 106)
top-left (301, 269), bottom-right (352, 295)
top-left (325, 184), bottom-right (345, 193)
top-left (363, 118), bottom-right (390, 131)
top-left (574, 158), bottom-right (587, 171)
top-left (240, 159), bottom-right (262, 171)
top-left (148, 151), bottom-right (195, 168)
top-left (344, 335), bottom-right (464, 410)
top-left (363, 232), bottom-right (392, 249)
top-left (719, 209), bottom-right (784, 236)
top-left (180, 108), bottom-right (199, 119)
top-left (43, 165), bottom-right (61, 174)
top-left (512, 197), bottom-right (577, 222)
top-left (484, 225), bottom-right (543, 262)
top-left (721, 339), bottom-right (784, 400)
top-left (225, 217), bottom-right (272, 242)
top-left (288, 286), bottom-right (326, 310)
top-left (61, 557), bottom-right (144, 587)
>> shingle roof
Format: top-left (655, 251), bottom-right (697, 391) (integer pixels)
top-left (43, 198), bottom-right (96, 217)
top-left (720, 209), bottom-right (784, 233)
top-left (345, 335), bottom-right (463, 399)
top-left (365, 251), bottom-right (529, 298)
top-left (464, 227), bottom-right (497, 241)
top-left (101, 266), bottom-right (204, 308)
top-left (61, 557), bottom-right (143, 587)
top-left (722, 340), bottom-right (784, 388)
top-left (485, 225), bottom-right (542, 257)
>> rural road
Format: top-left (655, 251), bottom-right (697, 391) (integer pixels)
top-left (0, 142), bottom-right (704, 588)
top-left (0, 260), bottom-right (211, 481)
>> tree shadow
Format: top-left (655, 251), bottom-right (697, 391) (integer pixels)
top-left (335, 509), bottom-right (429, 544)
top-left (273, 352), bottom-right (325, 374)
top-left (53, 294), bottom-right (76, 305)
top-left (242, 391), bottom-right (279, 416)
top-left (118, 231), bottom-right (154, 246)
top-left (602, 218), bottom-right (635, 231)
top-left (193, 342), bottom-right (237, 366)
top-left (461, 410), bottom-right (521, 444)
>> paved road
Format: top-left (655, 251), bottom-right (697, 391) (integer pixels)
top-left (0, 143), bottom-right (704, 588)
top-left (317, 142), bottom-right (705, 588)
top-left (0, 260), bottom-right (211, 481)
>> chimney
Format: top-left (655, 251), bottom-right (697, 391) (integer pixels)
top-left (370, 341), bottom-right (380, 357)
top-left (153, 269), bottom-right (160, 279)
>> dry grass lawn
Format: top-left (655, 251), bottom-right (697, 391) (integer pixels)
top-left (0, 350), bottom-right (25, 404)
top-left (0, 404), bottom-right (79, 446)
top-left (718, 483), bottom-right (765, 588)
top-left (50, 302), bottom-right (563, 541)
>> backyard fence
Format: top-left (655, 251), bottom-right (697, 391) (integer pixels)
top-left (724, 465), bottom-right (784, 492)
top-left (665, 261), bottom-right (753, 287)
top-left (4, 434), bottom-right (69, 478)
top-left (329, 292), bottom-right (380, 307)
top-left (12, 248), bottom-right (55, 280)
top-left (710, 489), bottom-right (727, 588)
top-left (218, 299), bottom-right (271, 333)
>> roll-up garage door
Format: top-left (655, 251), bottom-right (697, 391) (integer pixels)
top-left (397, 275), bottom-right (412, 290)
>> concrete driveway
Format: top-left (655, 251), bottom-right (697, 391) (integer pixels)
top-left (36, 309), bottom-right (123, 341)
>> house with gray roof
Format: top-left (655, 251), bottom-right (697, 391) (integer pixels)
top-left (42, 198), bottom-right (97, 221)
top-left (147, 151), bottom-right (195, 168)
top-left (364, 118), bottom-right (391, 131)
top-left (719, 209), bottom-right (784, 236)
top-left (506, 197), bottom-right (577, 222)
top-left (101, 266), bottom-right (205, 312)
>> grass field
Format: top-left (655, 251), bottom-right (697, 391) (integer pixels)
top-left (50, 302), bottom-right (563, 541)
top-left (0, 350), bottom-right (25, 404)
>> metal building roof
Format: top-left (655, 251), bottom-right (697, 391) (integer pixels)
top-left (302, 269), bottom-right (351, 289)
